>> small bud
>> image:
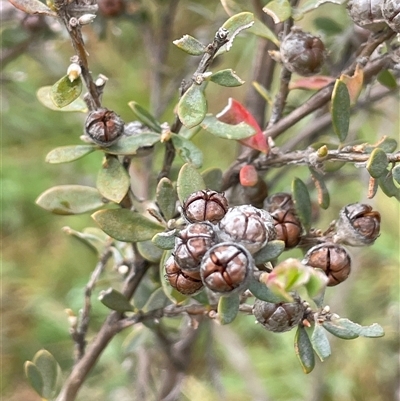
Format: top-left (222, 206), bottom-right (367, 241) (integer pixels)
top-left (218, 205), bottom-right (276, 254)
top-left (78, 14), bottom-right (96, 25)
top-left (174, 222), bottom-right (217, 271)
top-left (347, 0), bottom-right (387, 31)
top-left (302, 243), bottom-right (351, 286)
top-left (200, 242), bottom-right (253, 294)
top-left (271, 208), bottom-right (303, 249)
top-left (333, 203), bottom-right (381, 246)
top-left (165, 255), bottom-right (203, 295)
top-left (317, 145), bottom-right (328, 158)
top-left (280, 27), bottom-right (326, 76)
top-left (183, 190), bottom-right (228, 224)
top-left (252, 296), bottom-right (305, 333)
top-left (239, 164), bottom-right (259, 187)
top-left (85, 108), bottom-right (124, 147)
top-left (67, 63), bottom-right (81, 82)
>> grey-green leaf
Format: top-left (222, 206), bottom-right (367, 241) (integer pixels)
top-left (201, 115), bottom-right (255, 140)
top-left (378, 174), bottom-right (400, 200)
top-left (32, 349), bottom-right (60, 399)
top-left (156, 178), bottom-right (177, 222)
top-left (178, 84), bottom-right (207, 128)
top-left (37, 86), bottom-right (87, 112)
top-left (392, 165), bottom-right (400, 185)
top-left (294, 326), bottom-right (315, 374)
top-left (248, 18), bottom-right (280, 46)
top-left (322, 320), bottom-right (359, 339)
top-left (323, 318), bottom-right (384, 339)
top-left (311, 325), bottom-right (331, 361)
top-left (331, 80), bottom-right (350, 142)
top-left (152, 231), bottom-right (176, 250)
top-left (171, 134), bottom-right (203, 168)
top-left (92, 209), bottom-right (164, 242)
top-left (176, 163), bottom-right (206, 204)
top-left (24, 361), bottom-right (44, 397)
top-left (137, 240), bottom-right (164, 263)
top-left (253, 240), bottom-right (285, 264)
top-left (51, 75), bottom-right (83, 108)
top-left (97, 155), bottom-right (130, 203)
top-left (221, 12), bottom-right (255, 52)
top-left (36, 185), bottom-right (105, 215)
top-left (202, 168), bottom-right (223, 191)
top-left (292, 177), bottom-right (312, 231)
top-left (142, 287), bottom-right (170, 313)
top-left (99, 288), bottom-right (135, 312)
top-left (248, 277), bottom-right (286, 303)
top-left (218, 294), bottom-right (240, 325)
top-left (377, 70), bottom-right (398, 89)
top-left (128, 102), bottom-right (162, 133)
top-left (173, 34), bottom-right (206, 55)
top-left (63, 226), bottom-right (107, 254)
top-left (106, 132), bottom-right (160, 155)
top-left (366, 148), bottom-right (388, 179)
top-left (310, 168), bottom-right (330, 209)
top-left (46, 145), bottom-right (96, 164)
top-left (209, 69), bottom-right (244, 87)
top-left (263, 0), bottom-right (292, 23)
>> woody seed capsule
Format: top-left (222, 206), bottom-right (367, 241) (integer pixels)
top-left (271, 209), bottom-right (303, 249)
top-left (382, 0), bottom-right (400, 33)
top-left (200, 242), bottom-right (253, 294)
top-left (253, 296), bottom-right (305, 333)
top-left (218, 205), bottom-right (276, 254)
top-left (164, 255), bottom-right (203, 295)
top-left (347, 0), bottom-right (387, 31)
top-left (264, 192), bottom-right (295, 213)
top-left (302, 243), bottom-right (351, 286)
top-left (333, 203), bottom-right (381, 246)
top-left (183, 190), bottom-right (228, 223)
top-left (174, 222), bottom-right (217, 271)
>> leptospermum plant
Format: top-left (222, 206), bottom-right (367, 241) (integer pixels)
top-left (7, 0), bottom-right (400, 399)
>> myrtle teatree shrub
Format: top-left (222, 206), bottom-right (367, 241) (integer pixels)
top-left (5, 0), bottom-right (400, 400)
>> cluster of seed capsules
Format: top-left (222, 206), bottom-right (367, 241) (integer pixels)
top-left (164, 190), bottom-right (381, 332)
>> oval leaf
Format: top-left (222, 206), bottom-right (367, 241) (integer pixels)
top-left (366, 148), bottom-right (388, 179)
top-left (322, 320), bottom-right (359, 339)
top-left (137, 240), bottom-right (164, 263)
top-left (221, 12), bottom-right (255, 51)
top-left (248, 18), bottom-right (280, 46)
top-left (92, 209), bottom-right (164, 242)
top-left (171, 134), bottom-right (203, 168)
top-left (294, 326), bottom-right (315, 374)
top-left (51, 75), bottom-right (83, 108)
top-left (323, 318), bottom-right (384, 339)
top-left (106, 132), bottom-right (160, 155)
top-left (310, 168), bottom-right (330, 209)
top-left (201, 115), bottom-right (256, 140)
top-left (311, 325), bottom-right (331, 361)
top-left (378, 174), bottom-right (400, 200)
top-left (248, 276), bottom-right (286, 303)
top-left (202, 168), bottom-right (223, 191)
top-left (173, 34), bottom-right (206, 55)
top-left (152, 231), bottom-right (176, 250)
top-left (24, 361), bottom-right (44, 397)
top-left (63, 226), bottom-right (107, 254)
top-left (156, 178), bottom-right (177, 222)
top-left (99, 288), bottom-right (135, 312)
top-left (176, 163), bottom-right (206, 204)
top-left (253, 240), bottom-right (285, 264)
top-left (36, 185), bottom-right (105, 215)
top-left (292, 177), bottom-right (312, 231)
top-left (263, 0), bottom-right (292, 23)
top-left (178, 84), bottom-right (207, 128)
top-left (9, 0), bottom-right (57, 16)
top-left (32, 350), bottom-right (60, 399)
top-left (331, 80), bottom-right (350, 142)
top-left (210, 69), bottom-right (244, 87)
top-left (377, 70), bottom-right (398, 89)
top-left (37, 86), bottom-right (88, 112)
top-left (127, 102), bottom-right (162, 133)
top-left (142, 287), bottom-right (170, 313)
top-left (46, 145), bottom-right (96, 164)
top-left (218, 294), bottom-right (240, 325)
top-left (392, 165), bottom-right (400, 185)
top-left (97, 156), bottom-right (130, 203)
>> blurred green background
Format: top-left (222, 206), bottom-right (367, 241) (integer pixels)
top-left (2, 1), bottom-right (399, 400)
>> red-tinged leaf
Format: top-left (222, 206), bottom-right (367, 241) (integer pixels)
top-left (239, 164), bottom-right (258, 187)
top-left (217, 98), bottom-right (269, 153)
top-left (289, 76), bottom-right (335, 91)
top-left (9, 0), bottom-right (57, 16)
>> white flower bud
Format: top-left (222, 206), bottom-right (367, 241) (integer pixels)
top-left (78, 14), bottom-right (97, 25)
top-left (67, 63), bottom-right (82, 82)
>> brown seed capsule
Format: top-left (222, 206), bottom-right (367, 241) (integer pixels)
top-left (333, 203), bottom-right (381, 246)
top-left (183, 190), bottom-right (228, 223)
top-left (280, 28), bottom-right (326, 76)
top-left (271, 209), bottom-right (303, 249)
top-left (174, 222), bottom-right (217, 271)
top-left (347, 0), bottom-right (387, 31)
top-left (253, 296), bottom-right (305, 333)
top-left (302, 243), bottom-right (351, 286)
top-left (200, 242), bottom-right (253, 294)
top-left (218, 205), bottom-right (276, 254)
top-left (85, 108), bottom-right (124, 147)
top-left (98, 0), bottom-right (125, 17)
top-left (382, 0), bottom-right (400, 32)
top-left (165, 255), bottom-right (203, 295)
top-left (264, 192), bottom-right (295, 213)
